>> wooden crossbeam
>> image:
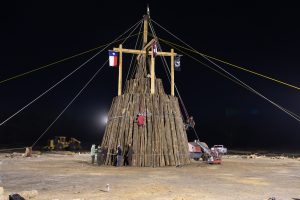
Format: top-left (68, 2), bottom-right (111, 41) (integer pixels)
top-left (113, 47), bottom-right (177, 57)
top-left (137, 39), bottom-right (156, 61)
top-left (113, 43), bottom-right (176, 96)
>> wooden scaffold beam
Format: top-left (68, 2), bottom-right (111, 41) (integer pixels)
top-left (118, 44), bottom-right (123, 96)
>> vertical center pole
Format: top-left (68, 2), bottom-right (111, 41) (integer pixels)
top-left (143, 15), bottom-right (148, 47)
top-left (118, 44), bottom-right (123, 96)
top-left (151, 48), bottom-right (155, 94)
top-left (171, 49), bottom-right (175, 96)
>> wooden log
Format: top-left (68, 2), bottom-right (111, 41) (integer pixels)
top-left (146, 94), bottom-right (152, 167)
top-left (162, 95), bottom-right (175, 166)
top-left (170, 96), bottom-right (185, 164)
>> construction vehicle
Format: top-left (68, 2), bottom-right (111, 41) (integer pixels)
top-left (188, 141), bottom-right (203, 160)
top-left (192, 140), bottom-right (225, 164)
top-left (44, 136), bottom-right (82, 151)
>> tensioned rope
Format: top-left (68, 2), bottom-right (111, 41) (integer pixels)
top-left (148, 20), bottom-right (199, 141)
top-left (123, 21), bottom-right (143, 91)
top-left (150, 22), bottom-right (300, 141)
top-left (148, 23), bottom-right (192, 125)
top-left (157, 36), bottom-right (300, 92)
top-left (151, 19), bottom-right (300, 123)
top-left (162, 40), bottom-right (300, 140)
top-left (161, 39), bottom-right (300, 122)
top-left (0, 33), bottom-right (142, 86)
top-left (31, 60), bottom-right (108, 147)
top-left (31, 20), bottom-right (143, 148)
top-left (129, 33), bottom-right (144, 79)
top-left (148, 22), bottom-right (189, 118)
top-left (0, 19), bottom-right (142, 128)
top-left (162, 40), bottom-right (300, 120)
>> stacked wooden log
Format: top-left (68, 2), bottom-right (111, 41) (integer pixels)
top-left (101, 70), bottom-right (190, 167)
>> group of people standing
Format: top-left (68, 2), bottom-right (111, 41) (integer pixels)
top-left (90, 143), bottom-right (134, 167)
top-left (90, 144), bottom-right (108, 165)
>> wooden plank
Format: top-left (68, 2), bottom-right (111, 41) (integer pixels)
top-left (170, 96), bottom-right (186, 165)
top-left (146, 94), bottom-right (152, 167)
top-left (167, 96), bottom-right (179, 165)
top-left (113, 48), bottom-right (177, 56)
top-left (150, 51), bottom-right (155, 94)
top-left (132, 94), bottom-right (140, 166)
top-left (158, 95), bottom-right (165, 166)
top-left (171, 49), bottom-right (175, 96)
top-left (172, 96), bottom-right (190, 164)
top-left (163, 95), bottom-right (175, 165)
top-left (118, 44), bottom-right (123, 96)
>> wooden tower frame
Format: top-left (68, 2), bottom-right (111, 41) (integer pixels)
top-left (100, 13), bottom-right (190, 167)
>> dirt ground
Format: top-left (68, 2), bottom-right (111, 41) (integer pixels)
top-left (1, 152), bottom-right (300, 200)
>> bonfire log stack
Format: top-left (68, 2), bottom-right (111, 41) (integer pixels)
top-left (101, 76), bottom-right (190, 167)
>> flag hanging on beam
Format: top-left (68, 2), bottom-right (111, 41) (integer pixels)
top-left (174, 55), bottom-right (182, 71)
top-left (108, 50), bottom-right (119, 67)
top-left (152, 41), bottom-right (158, 57)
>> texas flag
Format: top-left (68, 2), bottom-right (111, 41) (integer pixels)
top-left (108, 50), bottom-right (119, 67)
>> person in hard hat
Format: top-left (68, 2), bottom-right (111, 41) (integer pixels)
top-left (116, 145), bottom-right (122, 167)
top-left (90, 144), bottom-right (96, 164)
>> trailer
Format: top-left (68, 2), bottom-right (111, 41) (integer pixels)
top-left (188, 142), bottom-right (203, 161)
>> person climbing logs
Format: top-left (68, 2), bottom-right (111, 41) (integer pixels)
top-left (185, 116), bottom-right (195, 130)
top-left (137, 113), bottom-right (145, 126)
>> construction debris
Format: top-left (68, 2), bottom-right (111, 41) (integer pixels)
top-left (23, 147), bottom-right (32, 157)
top-left (5, 152), bottom-right (22, 158)
top-left (20, 190), bottom-right (38, 199)
top-left (270, 156), bottom-right (284, 159)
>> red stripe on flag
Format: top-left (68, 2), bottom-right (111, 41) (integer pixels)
top-left (113, 56), bottom-right (118, 67)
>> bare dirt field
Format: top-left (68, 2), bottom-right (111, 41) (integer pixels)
top-left (1, 152), bottom-right (300, 200)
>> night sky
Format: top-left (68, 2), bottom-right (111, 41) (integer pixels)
top-left (1, 1), bottom-right (300, 150)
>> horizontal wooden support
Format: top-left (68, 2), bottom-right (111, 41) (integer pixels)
top-left (143, 39), bottom-right (156, 50)
top-left (113, 47), bottom-right (177, 57)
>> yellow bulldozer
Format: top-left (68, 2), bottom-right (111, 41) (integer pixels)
top-left (44, 136), bottom-right (82, 151)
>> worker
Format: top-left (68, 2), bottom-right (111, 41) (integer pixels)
top-left (97, 146), bottom-right (102, 166)
top-left (116, 145), bottom-right (122, 167)
top-left (124, 143), bottom-right (134, 166)
top-left (90, 144), bottom-right (96, 164)
top-left (185, 116), bottom-right (195, 130)
top-left (102, 146), bottom-right (108, 165)
top-left (137, 113), bottom-right (145, 126)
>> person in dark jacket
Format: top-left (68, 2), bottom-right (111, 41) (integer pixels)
top-left (124, 143), bottom-right (134, 166)
top-left (116, 145), bottom-right (122, 167)
top-left (96, 146), bottom-right (102, 166)
top-left (101, 146), bottom-right (108, 165)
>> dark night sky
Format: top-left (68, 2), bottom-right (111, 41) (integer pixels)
top-left (1, 1), bottom-right (300, 150)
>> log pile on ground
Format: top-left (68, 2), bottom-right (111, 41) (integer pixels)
top-left (101, 60), bottom-right (190, 167)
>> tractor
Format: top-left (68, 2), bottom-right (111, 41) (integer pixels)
top-left (44, 136), bottom-right (82, 151)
